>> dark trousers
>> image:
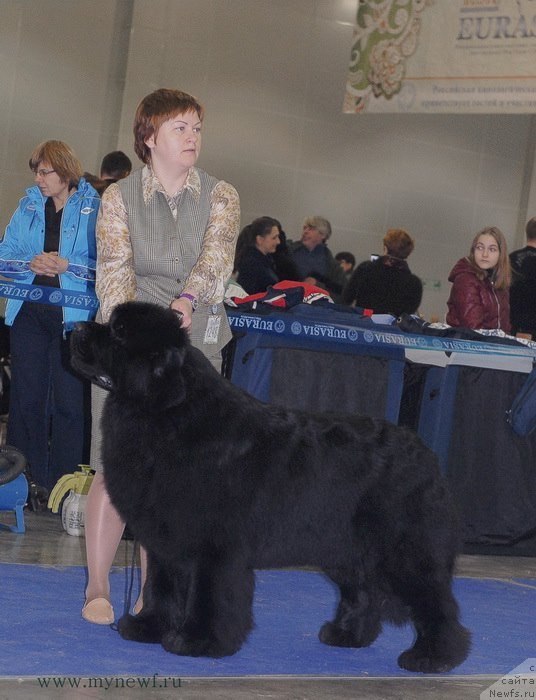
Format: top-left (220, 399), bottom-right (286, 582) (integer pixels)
top-left (6, 303), bottom-right (90, 491)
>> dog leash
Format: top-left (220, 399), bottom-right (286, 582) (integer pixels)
top-left (110, 537), bottom-right (139, 632)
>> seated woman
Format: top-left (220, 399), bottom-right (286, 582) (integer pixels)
top-left (235, 216), bottom-right (281, 294)
top-left (272, 226), bottom-right (301, 284)
top-left (342, 228), bottom-right (422, 316)
top-left (446, 226), bottom-right (511, 332)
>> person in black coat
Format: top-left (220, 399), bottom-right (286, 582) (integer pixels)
top-left (272, 226), bottom-right (301, 284)
top-left (235, 217), bottom-right (282, 295)
top-left (342, 228), bottom-right (422, 316)
top-left (510, 216), bottom-right (536, 339)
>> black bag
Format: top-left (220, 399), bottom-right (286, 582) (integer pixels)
top-left (507, 365), bottom-right (536, 436)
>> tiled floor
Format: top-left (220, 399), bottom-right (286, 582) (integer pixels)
top-left (1, 510), bottom-right (535, 699)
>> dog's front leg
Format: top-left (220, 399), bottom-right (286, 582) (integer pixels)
top-left (162, 549), bottom-right (254, 658)
top-left (319, 565), bottom-right (382, 649)
top-left (118, 552), bottom-right (186, 644)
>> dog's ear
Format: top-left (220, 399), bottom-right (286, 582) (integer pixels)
top-left (149, 345), bottom-right (188, 410)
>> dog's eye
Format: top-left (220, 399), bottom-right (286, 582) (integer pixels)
top-left (111, 322), bottom-right (127, 341)
top-left (150, 350), bottom-right (162, 366)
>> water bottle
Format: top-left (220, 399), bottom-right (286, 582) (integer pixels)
top-left (61, 490), bottom-right (87, 536)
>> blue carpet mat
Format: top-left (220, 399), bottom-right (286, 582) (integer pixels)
top-left (1, 564), bottom-right (534, 677)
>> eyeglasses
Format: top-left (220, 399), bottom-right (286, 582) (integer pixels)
top-left (34, 168), bottom-right (56, 178)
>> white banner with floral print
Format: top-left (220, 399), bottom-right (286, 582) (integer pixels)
top-left (344, 0), bottom-right (536, 113)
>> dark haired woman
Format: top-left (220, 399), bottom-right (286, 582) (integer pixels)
top-left (82, 88), bottom-right (240, 625)
top-left (446, 226), bottom-right (511, 331)
top-left (235, 216), bottom-right (281, 294)
top-left (0, 140), bottom-right (98, 494)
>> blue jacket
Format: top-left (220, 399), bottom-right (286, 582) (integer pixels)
top-left (0, 177), bottom-right (99, 329)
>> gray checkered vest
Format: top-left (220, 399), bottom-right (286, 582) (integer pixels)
top-left (118, 168), bottom-right (231, 361)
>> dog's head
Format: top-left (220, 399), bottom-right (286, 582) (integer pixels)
top-left (71, 301), bottom-right (189, 410)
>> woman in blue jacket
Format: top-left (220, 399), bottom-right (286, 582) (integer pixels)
top-left (0, 140), bottom-right (99, 496)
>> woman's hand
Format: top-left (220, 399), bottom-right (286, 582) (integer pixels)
top-left (30, 251), bottom-right (68, 276)
top-left (170, 296), bottom-right (193, 331)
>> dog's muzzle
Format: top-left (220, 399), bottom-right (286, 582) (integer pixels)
top-left (92, 374), bottom-right (114, 391)
top-left (70, 324), bottom-right (115, 391)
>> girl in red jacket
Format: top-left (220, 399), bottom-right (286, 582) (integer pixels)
top-left (446, 226), bottom-right (511, 332)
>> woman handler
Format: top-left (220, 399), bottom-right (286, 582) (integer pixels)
top-left (82, 89), bottom-right (240, 624)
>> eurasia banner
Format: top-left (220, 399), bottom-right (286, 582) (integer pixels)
top-left (343, 0), bottom-right (536, 113)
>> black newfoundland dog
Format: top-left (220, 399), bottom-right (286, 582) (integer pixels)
top-left (71, 301), bottom-right (470, 672)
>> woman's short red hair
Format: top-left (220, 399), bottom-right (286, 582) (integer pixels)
top-left (382, 228), bottom-right (414, 260)
top-left (133, 88), bottom-right (204, 164)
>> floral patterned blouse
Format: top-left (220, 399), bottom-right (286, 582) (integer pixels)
top-left (95, 165), bottom-right (240, 322)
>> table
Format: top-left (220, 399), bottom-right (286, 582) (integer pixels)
top-left (226, 304), bottom-right (536, 551)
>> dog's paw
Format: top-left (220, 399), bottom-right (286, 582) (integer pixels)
top-left (117, 613), bottom-right (162, 644)
top-left (161, 630), bottom-right (239, 658)
top-left (319, 618), bottom-right (382, 648)
top-left (319, 622), bottom-right (355, 647)
top-left (398, 648), bottom-right (455, 673)
top-left (318, 621), bottom-right (372, 648)
top-left (398, 622), bottom-right (471, 673)
top-left (398, 639), bottom-right (470, 674)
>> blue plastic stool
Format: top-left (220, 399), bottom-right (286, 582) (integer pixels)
top-left (0, 472), bottom-right (28, 533)
top-left (0, 446), bottom-right (28, 533)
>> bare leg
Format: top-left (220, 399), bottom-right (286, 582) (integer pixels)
top-left (133, 546), bottom-right (147, 614)
top-left (83, 472), bottom-right (124, 623)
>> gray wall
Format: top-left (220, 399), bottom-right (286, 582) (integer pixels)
top-left (1, 0), bottom-right (534, 320)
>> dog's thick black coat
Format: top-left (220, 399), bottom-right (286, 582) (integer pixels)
top-left (71, 301), bottom-right (470, 672)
